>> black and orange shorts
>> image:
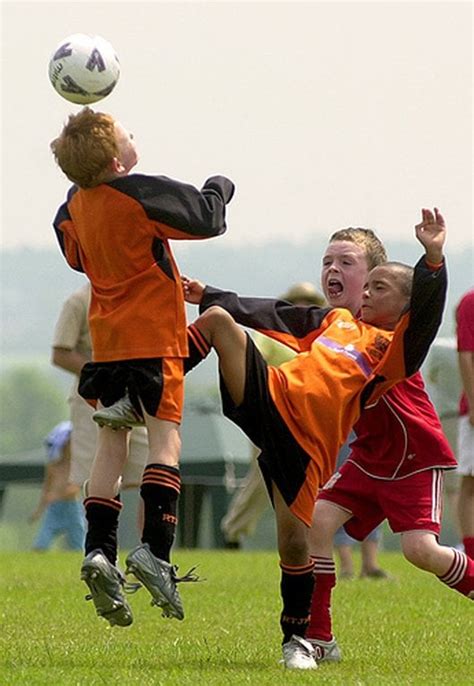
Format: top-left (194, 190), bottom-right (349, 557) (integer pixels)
top-left (220, 335), bottom-right (314, 522)
top-left (79, 357), bottom-right (184, 424)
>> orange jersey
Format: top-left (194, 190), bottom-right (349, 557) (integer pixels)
top-left (53, 174), bottom-right (234, 362)
top-left (200, 257), bottom-right (447, 503)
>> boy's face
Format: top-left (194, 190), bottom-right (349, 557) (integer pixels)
top-left (114, 121), bottom-right (139, 174)
top-left (360, 265), bottom-right (410, 330)
top-left (321, 240), bottom-right (368, 315)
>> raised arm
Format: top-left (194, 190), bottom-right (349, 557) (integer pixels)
top-left (112, 173), bottom-right (235, 240)
top-left (364, 208), bottom-right (447, 404)
top-left (415, 207), bottom-right (446, 266)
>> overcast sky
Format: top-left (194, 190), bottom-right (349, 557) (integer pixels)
top-left (1, 1), bottom-right (472, 257)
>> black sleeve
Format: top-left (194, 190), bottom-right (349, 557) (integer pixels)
top-left (363, 255), bottom-right (448, 405)
top-left (199, 286), bottom-right (332, 352)
top-left (402, 256), bottom-right (447, 376)
top-left (109, 174), bottom-right (234, 238)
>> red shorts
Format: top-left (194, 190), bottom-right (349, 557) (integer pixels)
top-left (318, 461), bottom-right (445, 539)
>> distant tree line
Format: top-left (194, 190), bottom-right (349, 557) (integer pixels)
top-left (0, 366), bottom-right (67, 454)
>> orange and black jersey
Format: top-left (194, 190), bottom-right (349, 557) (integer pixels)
top-left (200, 256), bottom-right (447, 491)
top-left (53, 173), bottom-right (234, 362)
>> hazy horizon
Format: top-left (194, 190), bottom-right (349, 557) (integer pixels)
top-left (1, 0), bottom-right (472, 258)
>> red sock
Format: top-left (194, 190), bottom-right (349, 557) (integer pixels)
top-left (438, 549), bottom-right (474, 599)
top-left (306, 556), bottom-right (337, 641)
top-left (462, 536), bottom-right (474, 558)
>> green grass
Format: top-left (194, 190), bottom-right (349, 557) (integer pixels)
top-left (0, 551), bottom-right (472, 685)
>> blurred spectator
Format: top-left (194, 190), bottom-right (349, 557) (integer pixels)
top-left (51, 284), bottom-right (148, 495)
top-left (424, 337), bottom-right (462, 542)
top-left (30, 421), bottom-right (85, 550)
top-left (455, 289), bottom-right (474, 558)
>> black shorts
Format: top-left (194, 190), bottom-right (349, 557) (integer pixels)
top-left (79, 357), bottom-right (184, 423)
top-left (220, 335), bottom-right (313, 518)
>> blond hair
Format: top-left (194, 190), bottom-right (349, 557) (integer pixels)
top-left (329, 228), bottom-right (387, 271)
top-left (50, 107), bottom-right (117, 188)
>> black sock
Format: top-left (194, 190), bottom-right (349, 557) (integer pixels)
top-left (280, 561), bottom-right (315, 643)
top-left (84, 496), bottom-right (122, 565)
top-left (140, 463), bottom-right (181, 562)
top-left (185, 324), bottom-right (211, 374)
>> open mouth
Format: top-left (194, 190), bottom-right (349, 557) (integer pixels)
top-left (327, 279), bottom-right (343, 297)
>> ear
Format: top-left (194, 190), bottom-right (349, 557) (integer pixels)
top-left (110, 157), bottom-right (126, 175)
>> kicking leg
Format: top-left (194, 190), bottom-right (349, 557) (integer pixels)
top-left (192, 306), bottom-right (248, 405)
top-left (401, 530), bottom-right (474, 599)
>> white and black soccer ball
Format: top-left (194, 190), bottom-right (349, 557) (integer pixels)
top-left (48, 34), bottom-right (120, 105)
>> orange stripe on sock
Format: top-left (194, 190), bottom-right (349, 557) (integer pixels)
top-left (143, 466), bottom-right (180, 478)
top-left (280, 561), bottom-right (315, 575)
top-left (142, 473), bottom-right (181, 487)
top-left (188, 324), bottom-right (210, 356)
top-left (84, 496), bottom-right (122, 512)
top-left (143, 468), bottom-right (180, 485)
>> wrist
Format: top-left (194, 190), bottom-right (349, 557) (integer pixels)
top-left (424, 252), bottom-right (443, 268)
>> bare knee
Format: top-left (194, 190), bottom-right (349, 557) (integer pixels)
top-left (146, 418), bottom-right (181, 467)
top-left (197, 306), bottom-right (236, 342)
top-left (272, 488), bottom-right (308, 563)
top-left (401, 532), bottom-right (438, 570)
top-left (310, 501), bottom-right (350, 550)
top-left (278, 525), bottom-right (309, 565)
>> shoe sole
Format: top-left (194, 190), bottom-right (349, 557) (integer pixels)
top-left (81, 566), bottom-right (133, 627)
top-left (93, 417), bottom-right (144, 430)
top-left (126, 561), bottom-right (184, 620)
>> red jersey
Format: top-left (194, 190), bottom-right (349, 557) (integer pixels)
top-left (53, 174), bottom-right (234, 362)
top-left (456, 289), bottom-right (474, 416)
top-left (347, 371), bottom-right (457, 480)
top-left (201, 256), bottom-right (447, 490)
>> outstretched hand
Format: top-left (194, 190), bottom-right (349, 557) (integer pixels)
top-left (182, 275), bottom-right (206, 304)
top-left (415, 208), bottom-right (446, 264)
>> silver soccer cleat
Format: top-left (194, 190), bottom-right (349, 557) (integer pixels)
top-left (125, 544), bottom-right (200, 621)
top-left (81, 549), bottom-right (135, 627)
top-left (92, 393), bottom-right (145, 430)
top-left (307, 637), bottom-right (342, 663)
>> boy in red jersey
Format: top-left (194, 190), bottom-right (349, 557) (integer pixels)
top-left (456, 289), bottom-right (474, 558)
top-left (306, 237), bottom-right (473, 666)
top-left (182, 209), bottom-right (447, 669)
top-left (51, 107), bottom-right (234, 626)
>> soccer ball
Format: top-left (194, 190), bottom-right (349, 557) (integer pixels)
top-left (48, 34), bottom-right (120, 105)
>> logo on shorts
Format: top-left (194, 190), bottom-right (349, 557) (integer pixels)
top-left (322, 471), bottom-right (342, 490)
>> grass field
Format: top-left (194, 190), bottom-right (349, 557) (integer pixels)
top-left (1, 550), bottom-right (472, 685)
